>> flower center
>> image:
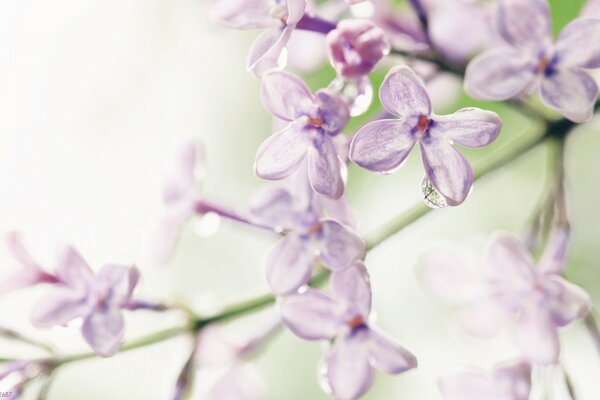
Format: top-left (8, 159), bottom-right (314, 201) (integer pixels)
top-left (306, 222), bottom-right (323, 235)
top-left (536, 56), bottom-right (550, 75)
top-left (306, 116), bottom-right (324, 127)
top-left (415, 115), bottom-right (431, 140)
top-left (347, 315), bottom-right (365, 329)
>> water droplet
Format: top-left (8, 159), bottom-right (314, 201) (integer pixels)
top-left (327, 76), bottom-right (373, 116)
top-left (421, 177), bottom-right (447, 209)
top-left (192, 212), bottom-right (221, 237)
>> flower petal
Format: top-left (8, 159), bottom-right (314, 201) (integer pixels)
top-left (248, 187), bottom-right (294, 228)
top-left (492, 360), bottom-right (532, 400)
top-left (497, 0), bottom-right (552, 50)
top-left (254, 124), bottom-right (309, 180)
top-left (55, 244), bottom-right (95, 289)
top-left (260, 71), bottom-right (314, 121)
top-left (438, 368), bottom-right (498, 400)
top-left (266, 234), bottom-right (316, 295)
top-left (315, 90), bottom-right (350, 135)
top-left (162, 140), bottom-right (202, 206)
top-left (464, 48), bottom-right (536, 100)
top-left (379, 66), bottom-right (431, 117)
top-left (456, 297), bottom-right (508, 338)
top-left (544, 276), bottom-right (591, 327)
top-left (31, 287), bottom-right (89, 327)
top-left (538, 226), bottom-right (570, 275)
top-left (82, 308), bottom-right (125, 357)
top-left (509, 305), bottom-right (559, 365)
top-left (208, 364), bottom-right (266, 400)
top-left (349, 119), bottom-right (416, 173)
top-left (482, 233), bottom-right (536, 290)
top-left (330, 261), bottom-right (371, 317)
top-left (280, 289), bottom-right (341, 340)
top-left (326, 337), bottom-right (374, 400)
top-left (96, 264), bottom-right (139, 306)
top-left (286, 0), bottom-right (307, 26)
top-left (211, 0), bottom-right (277, 29)
top-left (419, 140), bottom-right (473, 206)
top-left (540, 68), bottom-right (598, 123)
top-left (319, 221), bottom-right (364, 270)
top-left (307, 137), bottom-right (344, 199)
top-left (367, 329), bottom-right (417, 374)
top-left (431, 108), bottom-right (502, 148)
top-left (555, 17), bottom-right (600, 69)
top-left (247, 27), bottom-right (292, 77)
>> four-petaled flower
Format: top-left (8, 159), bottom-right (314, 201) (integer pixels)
top-left (211, 0), bottom-right (307, 76)
top-left (31, 245), bottom-right (139, 357)
top-left (250, 180), bottom-right (363, 295)
top-left (438, 359), bottom-right (532, 400)
top-left (255, 71), bottom-right (350, 199)
top-left (465, 0), bottom-right (600, 122)
top-left (281, 262), bottom-right (417, 400)
top-left (350, 66), bottom-right (502, 206)
top-left (419, 231), bottom-right (590, 364)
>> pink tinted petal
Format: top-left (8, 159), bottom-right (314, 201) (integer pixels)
top-left (286, 0), bottom-right (307, 26)
top-left (145, 204), bottom-right (193, 265)
top-left (540, 69), bottom-right (598, 123)
top-left (6, 231), bottom-right (41, 271)
top-left (248, 187), bottom-right (294, 228)
top-left (492, 360), bottom-right (532, 400)
top-left (96, 264), bottom-right (138, 305)
top-left (538, 226), bottom-right (570, 275)
top-left (260, 71), bottom-right (314, 121)
top-left (247, 27), bottom-right (292, 77)
top-left (367, 329), bottom-right (417, 374)
top-left (254, 124), bottom-right (309, 180)
top-left (555, 18), bottom-right (600, 69)
top-left (464, 48), bottom-right (536, 100)
top-left (307, 138), bottom-right (344, 199)
top-left (379, 66), bottom-right (431, 117)
top-left (544, 276), bottom-right (591, 327)
top-left (431, 108), bottom-right (502, 148)
top-left (457, 297), bottom-right (508, 338)
top-left (31, 287), bottom-right (89, 327)
top-left (438, 368), bottom-right (498, 400)
top-left (509, 306), bottom-right (559, 365)
top-left (55, 244), bottom-right (94, 289)
top-left (497, 0), bottom-right (552, 50)
top-left (82, 308), bottom-right (125, 357)
top-left (209, 364), bottom-right (266, 400)
top-left (417, 249), bottom-right (479, 303)
top-left (326, 337), bottom-right (374, 400)
top-left (319, 221), bottom-right (364, 270)
top-left (419, 140), bottom-right (473, 206)
top-left (211, 0), bottom-right (276, 29)
top-left (349, 119), bottom-right (416, 173)
top-left (582, 0), bottom-right (600, 17)
top-left (482, 233), bottom-right (536, 289)
top-left (330, 261), bottom-right (371, 317)
top-left (162, 140), bottom-right (202, 205)
top-left (280, 289), bottom-right (341, 340)
top-left (265, 235), bottom-right (316, 295)
top-left (315, 90), bottom-right (350, 135)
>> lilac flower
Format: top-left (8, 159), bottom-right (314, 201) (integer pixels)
top-left (250, 178), bottom-right (363, 295)
top-left (0, 232), bottom-right (57, 295)
top-left (255, 71), bottom-right (350, 199)
top-left (326, 19), bottom-right (390, 78)
top-left (350, 66), bottom-right (502, 206)
top-left (146, 140), bottom-right (205, 264)
top-left (0, 360), bottom-right (50, 399)
top-left (281, 262), bottom-right (417, 400)
top-left (419, 231), bottom-right (590, 364)
top-left (464, 0), bottom-right (600, 122)
top-left (438, 359), bottom-right (532, 400)
top-left (211, 0), bottom-right (307, 76)
top-left (31, 245), bottom-right (139, 357)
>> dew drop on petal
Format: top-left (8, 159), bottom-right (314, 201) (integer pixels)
top-left (421, 176), bottom-right (447, 209)
top-left (192, 212), bottom-right (221, 237)
top-left (327, 76), bottom-right (373, 117)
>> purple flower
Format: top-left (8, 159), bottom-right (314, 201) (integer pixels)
top-left (326, 19), bottom-right (390, 78)
top-left (438, 359), bottom-right (532, 400)
top-left (146, 140), bottom-right (205, 264)
top-left (255, 71), bottom-right (350, 199)
top-left (464, 0), bottom-right (600, 122)
top-left (350, 66), bottom-right (502, 206)
top-left (419, 231), bottom-right (590, 364)
top-left (280, 262), bottom-right (417, 400)
top-left (250, 179), bottom-right (363, 295)
top-left (211, 0), bottom-right (307, 76)
top-left (31, 245), bottom-right (139, 357)
top-left (0, 232), bottom-right (58, 295)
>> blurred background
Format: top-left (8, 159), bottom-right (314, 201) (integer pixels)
top-left (0, 0), bottom-right (599, 398)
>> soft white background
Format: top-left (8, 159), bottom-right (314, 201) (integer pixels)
top-left (0, 0), bottom-right (599, 399)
